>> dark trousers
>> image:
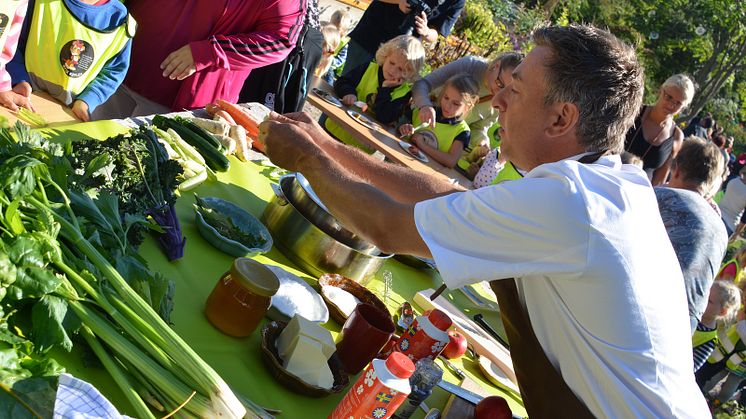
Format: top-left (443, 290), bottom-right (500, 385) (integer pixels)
top-left (239, 25), bottom-right (323, 113)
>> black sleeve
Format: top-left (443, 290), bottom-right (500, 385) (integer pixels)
top-left (429, 0), bottom-right (465, 37)
top-left (333, 62), bottom-right (368, 98)
top-left (374, 89), bottom-right (411, 124)
top-left (740, 209), bottom-right (746, 225)
top-left (453, 129), bottom-right (470, 149)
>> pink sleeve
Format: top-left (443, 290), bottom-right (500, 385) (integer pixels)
top-left (190, 0), bottom-right (306, 72)
top-left (0, 1), bottom-right (28, 91)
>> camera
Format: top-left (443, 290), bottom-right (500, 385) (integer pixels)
top-left (398, 0), bottom-right (435, 37)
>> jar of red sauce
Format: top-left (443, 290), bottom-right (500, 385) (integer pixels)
top-left (205, 258), bottom-right (280, 337)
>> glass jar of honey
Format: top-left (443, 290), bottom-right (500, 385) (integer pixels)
top-left (205, 258), bottom-right (280, 337)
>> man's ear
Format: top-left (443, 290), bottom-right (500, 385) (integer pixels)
top-left (545, 102), bottom-right (579, 138)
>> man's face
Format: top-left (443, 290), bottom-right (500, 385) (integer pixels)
top-left (492, 46), bottom-right (553, 171)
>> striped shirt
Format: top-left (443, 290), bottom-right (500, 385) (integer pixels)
top-left (693, 323), bottom-right (717, 372)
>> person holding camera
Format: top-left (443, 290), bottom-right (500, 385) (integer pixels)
top-left (342, 0), bottom-right (464, 76)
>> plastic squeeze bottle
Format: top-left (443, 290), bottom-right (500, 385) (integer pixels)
top-left (392, 309), bottom-right (452, 362)
top-left (329, 351), bottom-right (415, 419)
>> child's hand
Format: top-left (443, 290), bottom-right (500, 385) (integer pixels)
top-left (12, 82), bottom-right (32, 98)
top-left (161, 44), bottom-right (197, 80)
top-left (341, 94), bottom-right (357, 106)
top-left (0, 90), bottom-right (33, 112)
top-left (382, 78), bottom-right (403, 88)
top-left (399, 123), bottom-right (414, 137)
top-left (72, 100), bottom-right (90, 122)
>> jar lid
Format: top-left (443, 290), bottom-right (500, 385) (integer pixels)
top-left (230, 258), bottom-right (280, 297)
top-left (427, 309), bottom-right (452, 331)
top-left (385, 351), bottom-right (415, 379)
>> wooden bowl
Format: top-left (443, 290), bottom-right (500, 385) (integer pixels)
top-left (318, 273), bottom-right (390, 324)
top-left (259, 321), bottom-right (349, 397)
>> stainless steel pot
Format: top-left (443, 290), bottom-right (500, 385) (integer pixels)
top-left (261, 175), bottom-right (392, 283)
top-left (285, 173), bottom-right (379, 255)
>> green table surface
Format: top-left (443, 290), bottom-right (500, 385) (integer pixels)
top-left (43, 120), bottom-right (526, 418)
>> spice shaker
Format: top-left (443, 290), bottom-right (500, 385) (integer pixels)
top-left (391, 358), bottom-right (443, 419)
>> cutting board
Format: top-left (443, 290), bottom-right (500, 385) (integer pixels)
top-left (441, 376), bottom-right (491, 419)
top-left (0, 91), bottom-right (78, 126)
top-left (414, 289), bottom-right (518, 393)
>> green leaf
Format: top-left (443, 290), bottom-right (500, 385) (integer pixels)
top-left (31, 295), bottom-right (72, 352)
top-left (0, 376), bottom-right (57, 419)
top-left (3, 200), bottom-right (24, 236)
top-left (0, 156), bottom-right (47, 199)
top-left (5, 268), bottom-right (61, 301)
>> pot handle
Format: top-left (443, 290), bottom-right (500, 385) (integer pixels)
top-left (271, 182), bottom-right (289, 206)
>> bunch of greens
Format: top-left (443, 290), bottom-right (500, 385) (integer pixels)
top-left (66, 126), bottom-right (186, 261)
top-left (0, 123), bottom-right (267, 418)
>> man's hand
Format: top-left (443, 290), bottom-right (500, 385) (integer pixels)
top-left (161, 45), bottom-right (197, 80)
top-left (418, 106), bottom-right (436, 128)
top-left (259, 112), bottom-right (327, 171)
top-left (398, 0), bottom-right (411, 13)
top-left (72, 100), bottom-right (90, 121)
top-left (341, 94), bottom-right (357, 106)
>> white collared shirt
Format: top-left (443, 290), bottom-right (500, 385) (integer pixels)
top-left (414, 154), bottom-right (708, 418)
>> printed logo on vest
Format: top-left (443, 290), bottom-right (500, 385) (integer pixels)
top-left (416, 131), bottom-right (438, 149)
top-left (0, 14), bottom-right (9, 38)
top-left (59, 40), bottom-right (94, 78)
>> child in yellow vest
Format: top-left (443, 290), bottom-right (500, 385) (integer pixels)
top-left (325, 34), bottom-right (424, 150)
top-left (315, 25), bottom-right (341, 78)
top-left (0, 0), bottom-right (30, 111)
top-left (8, 0), bottom-right (135, 121)
top-left (322, 8), bottom-right (354, 85)
top-left (398, 73), bottom-right (479, 168)
top-left (693, 280), bottom-right (741, 372)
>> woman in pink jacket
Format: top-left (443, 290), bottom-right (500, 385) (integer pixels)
top-left (0, 0), bottom-right (32, 112)
top-left (93, 0), bottom-right (305, 118)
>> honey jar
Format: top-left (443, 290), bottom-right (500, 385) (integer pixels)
top-left (205, 258), bottom-right (280, 337)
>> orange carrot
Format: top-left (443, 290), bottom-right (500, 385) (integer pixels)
top-left (216, 99), bottom-right (263, 151)
top-left (214, 110), bottom-right (236, 125)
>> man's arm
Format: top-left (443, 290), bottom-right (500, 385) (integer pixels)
top-left (262, 112), bottom-right (463, 201)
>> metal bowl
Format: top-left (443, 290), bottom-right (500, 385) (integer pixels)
top-left (261, 176), bottom-right (392, 283)
top-left (285, 174), bottom-right (379, 255)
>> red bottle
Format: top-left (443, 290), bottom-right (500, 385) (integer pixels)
top-left (329, 352), bottom-right (415, 419)
top-left (392, 309), bottom-right (452, 362)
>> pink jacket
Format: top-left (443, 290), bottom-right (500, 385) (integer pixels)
top-left (0, 0), bottom-right (28, 92)
top-left (125, 0), bottom-right (305, 111)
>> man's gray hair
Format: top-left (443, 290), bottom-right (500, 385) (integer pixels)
top-left (673, 136), bottom-right (724, 198)
top-left (532, 25), bottom-right (644, 153)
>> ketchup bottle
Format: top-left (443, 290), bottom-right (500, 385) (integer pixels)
top-left (329, 352), bottom-right (415, 419)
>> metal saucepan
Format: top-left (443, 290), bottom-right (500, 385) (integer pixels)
top-left (285, 173), bottom-right (379, 255)
top-left (261, 175), bottom-right (392, 283)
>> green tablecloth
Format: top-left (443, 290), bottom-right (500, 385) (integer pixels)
top-left (45, 120), bottom-right (526, 418)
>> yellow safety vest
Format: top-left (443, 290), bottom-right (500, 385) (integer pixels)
top-left (332, 36), bottom-right (350, 76)
top-left (692, 328), bottom-right (718, 348)
top-left (456, 121), bottom-right (501, 172)
top-left (0, 0), bottom-right (24, 54)
top-left (24, 0), bottom-right (135, 105)
top-left (412, 107), bottom-right (469, 153)
top-left (708, 323), bottom-right (746, 376)
top-left (325, 61), bottom-right (410, 150)
top-left (491, 161), bottom-right (523, 185)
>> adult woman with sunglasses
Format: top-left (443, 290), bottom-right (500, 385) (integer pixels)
top-left (410, 52), bottom-right (523, 174)
top-left (624, 74), bottom-right (696, 185)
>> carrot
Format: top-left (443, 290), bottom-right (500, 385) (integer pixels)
top-left (216, 99), bottom-right (263, 152)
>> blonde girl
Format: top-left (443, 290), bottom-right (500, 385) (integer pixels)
top-left (315, 25), bottom-right (341, 77)
top-left (399, 73), bottom-right (479, 168)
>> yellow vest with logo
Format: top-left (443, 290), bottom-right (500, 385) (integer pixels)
top-left (325, 61), bottom-right (410, 150)
top-left (692, 328), bottom-right (718, 348)
top-left (24, 0), bottom-right (135, 105)
top-left (412, 107), bottom-right (469, 153)
top-left (708, 323), bottom-right (746, 376)
top-left (0, 0), bottom-right (25, 54)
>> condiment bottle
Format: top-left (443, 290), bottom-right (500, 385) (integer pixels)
top-left (204, 258), bottom-right (279, 337)
top-left (329, 351), bottom-right (415, 419)
top-left (391, 309), bottom-right (452, 362)
top-left (391, 358), bottom-right (443, 419)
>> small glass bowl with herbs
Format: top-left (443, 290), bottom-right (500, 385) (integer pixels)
top-left (194, 195), bottom-right (273, 257)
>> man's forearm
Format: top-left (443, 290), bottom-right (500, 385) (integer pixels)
top-left (320, 139), bottom-right (464, 202)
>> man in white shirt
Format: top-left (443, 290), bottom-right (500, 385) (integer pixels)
top-left (259, 24), bottom-right (708, 418)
